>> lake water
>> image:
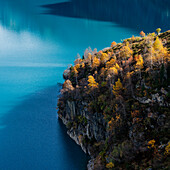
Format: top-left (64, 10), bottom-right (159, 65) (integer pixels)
top-left (0, 0), bottom-right (169, 169)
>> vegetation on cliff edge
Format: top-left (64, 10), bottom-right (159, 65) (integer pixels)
top-left (58, 29), bottom-right (170, 169)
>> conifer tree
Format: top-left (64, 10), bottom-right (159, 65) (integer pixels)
top-left (140, 31), bottom-right (145, 37)
top-left (88, 75), bottom-right (98, 89)
top-left (112, 78), bottom-right (123, 97)
top-left (92, 56), bottom-right (100, 69)
top-left (156, 28), bottom-right (161, 35)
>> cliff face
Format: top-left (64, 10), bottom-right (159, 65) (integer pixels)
top-left (59, 100), bottom-right (107, 155)
top-left (58, 30), bottom-right (170, 169)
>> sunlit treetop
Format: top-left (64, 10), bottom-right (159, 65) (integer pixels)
top-left (131, 35), bottom-right (135, 41)
top-left (100, 53), bottom-right (110, 64)
top-left (140, 31), bottom-right (145, 37)
top-left (120, 44), bottom-right (133, 59)
top-left (153, 37), bottom-right (164, 51)
top-left (92, 56), bottom-right (100, 68)
top-left (111, 41), bottom-right (117, 47)
top-left (106, 59), bottom-right (116, 68)
top-left (156, 28), bottom-right (161, 35)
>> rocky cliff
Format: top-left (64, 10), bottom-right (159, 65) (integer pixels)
top-left (58, 30), bottom-right (170, 169)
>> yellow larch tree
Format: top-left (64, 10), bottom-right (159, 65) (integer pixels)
top-left (106, 59), bottom-right (116, 69)
top-left (115, 63), bottom-right (120, 69)
top-left (120, 44), bottom-right (133, 63)
top-left (135, 55), bottom-right (144, 69)
top-left (111, 41), bottom-right (117, 47)
top-left (88, 75), bottom-right (98, 89)
top-left (112, 78), bottom-right (123, 97)
top-left (135, 55), bottom-right (144, 79)
top-left (152, 37), bottom-right (168, 64)
top-left (108, 67), bottom-right (118, 76)
top-left (100, 53), bottom-right (110, 64)
top-left (140, 31), bottom-right (145, 37)
top-left (92, 56), bottom-right (100, 69)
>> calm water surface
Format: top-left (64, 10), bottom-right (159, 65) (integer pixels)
top-left (0, 0), bottom-right (169, 169)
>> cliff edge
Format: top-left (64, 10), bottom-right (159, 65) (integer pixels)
top-left (58, 30), bottom-right (170, 169)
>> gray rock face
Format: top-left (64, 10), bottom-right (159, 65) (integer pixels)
top-left (59, 100), bottom-right (107, 155)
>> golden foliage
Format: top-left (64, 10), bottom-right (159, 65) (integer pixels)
top-left (140, 31), bottom-right (145, 37)
top-left (153, 37), bottom-right (164, 51)
top-left (88, 75), bottom-right (98, 88)
top-left (147, 139), bottom-right (156, 149)
top-left (131, 35), bottom-right (135, 41)
top-left (120, 44), bottom-right (133, 59)
top-left (112, 78), bottom-right (123, 96)
top-left (150, 37), bottom-right (168, 64)
top-left (156, 28), bottom-right (161, 34)
top-left (164, 142), bottom-right (170, 156)
top-left (73, 66), bottom-right (78, 76)
top-left (92, 56), bottom-right (100, 68)
top-left (75, 63), bottom-right (80, 70)
top-left (106, 162), bottom-right (114, 169)
top-left (100, 53), bottom-right (110, 64)
top-left (106, 59), bottom-right (116, 68)
top-left (108, 67), bottom-right (118, 76)
top-left (81, 63), bottom-right (85, 68)
top-left (135, 55), bottom-right (144, 69)
top-left (115, 63), bottom-right (120, 69)
top-left (111, 41), bottom-right (117, 47)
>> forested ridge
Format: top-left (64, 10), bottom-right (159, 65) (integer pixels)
top-left (58, 30), bottom-right (170, 169)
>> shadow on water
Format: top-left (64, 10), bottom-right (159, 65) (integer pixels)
top-left (0, 85), bottom-right (88, 170)
top-left (42, 0), bottom-right (170, 33)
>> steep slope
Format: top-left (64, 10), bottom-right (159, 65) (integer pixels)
top-left (58, 30), bottom-right (170, 169)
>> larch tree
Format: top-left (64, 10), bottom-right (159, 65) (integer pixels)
top-left (135, 55), bottom-right (144, 79)
top-left (106, 59), bottom-right (116, 69)
top-left (108, 67), bottom-right (118, 84)
top-left (112, 78), bottom-right (123, 97)
top-left (111, 41), bottom-right (117, 47)
top-left (120, 44), bottom-right (133, 64)
top-left (100, 53), bottom-right (109, 64)
top-left (88, 75), bottom-right (98, 89)
top-left (156, 28), bottom-right (161, 35)
top-left (140, 31), bottom-right (145, 37)
top-left (153, 37), bottom-right (167, 64)
top-left (92, 56), bottom-right (100, 69)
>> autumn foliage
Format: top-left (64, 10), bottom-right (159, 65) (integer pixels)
top-left (58, 30), bottom-right (170, 170)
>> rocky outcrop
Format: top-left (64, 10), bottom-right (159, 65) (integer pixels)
top-left (58, 31), bottom-right (170, 169)
top-left (59, 101), bottom-right (107, 155)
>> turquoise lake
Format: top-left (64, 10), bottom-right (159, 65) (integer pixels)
top-left (0, 0), bottom-right (169, 169)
